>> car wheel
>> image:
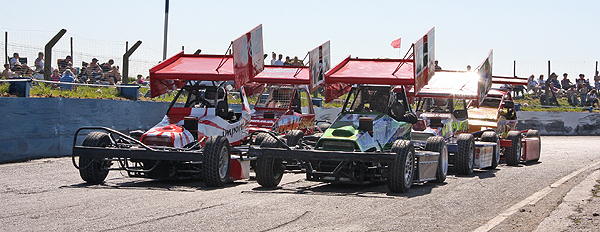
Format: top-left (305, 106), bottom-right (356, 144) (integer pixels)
top-left (456, 133), bottom-right (475, 175)
top-left (79, 131), bottom-right (112, 184)
top-left (425, 136), bottom-right (447, 183)
top-left (255, 136), bottom-right (285, 188)
top-left (481, 131), bottom-right (500, 169)
top-left (203, 136), bottom-right (231, 187)
top-left (387, 140), bottom-right (415, 193)
top-left (285, 130), bottom-right (305, 147)
top-left (505, 131), bottom-right (522, 166)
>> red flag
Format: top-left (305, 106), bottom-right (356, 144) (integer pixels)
top-left (390, 38), bottom-right (401, 48)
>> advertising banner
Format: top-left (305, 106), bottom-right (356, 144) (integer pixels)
top-left (413, 27), bottom-right (435, 94)
top-left (309, 40), bottom-right (330, 92)
top-left (477, 50), bottom-right (493, 106)
top-left (233, 24), bottom-right (264, 89)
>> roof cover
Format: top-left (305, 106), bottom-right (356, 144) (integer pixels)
top-left (407, 71), bottom-right (480, 99)
top-left (251, 65), bottom-right (310, 85)
top-left (325, 57), bottom-right (415, 85)
top-left (149, 52), bottom-right (235, 97)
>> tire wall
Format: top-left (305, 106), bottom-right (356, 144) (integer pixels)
top-left (1, 97), bottom-right (596, 163)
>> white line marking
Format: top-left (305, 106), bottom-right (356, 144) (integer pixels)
top-left (473, 160), bottom-right (600, 232)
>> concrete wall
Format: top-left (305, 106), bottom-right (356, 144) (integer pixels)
top-left (0, 98), bottom-right (171, 163)
top-left (516, 111), bottom-right (600, 135)
top-left (1, 97), bottom-right (598, 163)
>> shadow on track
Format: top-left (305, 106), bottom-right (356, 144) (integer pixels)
top-left (61, 177), bottom-right (248, 192)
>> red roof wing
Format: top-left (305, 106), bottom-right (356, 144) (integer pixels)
top-left (408, 71), bottom-right (480, 99)
top-left (251, 65), bottom-right (310, 85)
top-left (149, 52), bottom-right (236, 97)
top-left (325, 57), bottom-right (415, 85)
top-left (492, 76), bottom-right (528, 86)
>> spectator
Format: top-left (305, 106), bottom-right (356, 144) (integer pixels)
top-left (101, 59), bottom-right (114, 73)
top-left (560, 73), bottom-right (572, 91)
top-left (548, 81), bottom-right (561, 98)
top-left (291, 56), bottom-right (302, 66)
top-left (537, 74), bottom-right (545, 90)
top-left (78, 61), bottom-right (89, 83)
top-left (595, 77), bottom-right (600, 90)
top-left (136, 74), bottom-right (147, 85)
top-left (566, 86), bottom-right (580, 106)
top-left (270, 52), bottom-right (277, 65)
top-left (50, 69), bottom-right (61, 81)
top-left (34, 52), bottom-right (44, 72)
top-left (549, 72), bottom-right (561, 90)
top-left (105, 66), bottom-right (122, 85)
top-left (10, 53), bottom-right (21, 70)
top-left (466, 65), bottom-right (471, 72)
top-left (527, 74), bottom-right (539, 95)
top-left (274, 54), bottom-right (284, 66)
top-left (284, 56), bottom-right (291, 66)
top-left (576, 74), bottom-right (586, 90)
top-left (579, 80), bottom-right (588, 107)
top-left (2, 63), bottom-right (16, 78)
top-left (59, 69), bottom-right (76, 90)
top-left (595, 71), bottom-right (600, 85)
top-left (435, 60), bottom-right (442, 71)
top-left (19, 64), bottom-right (35, 77)
top-left (86, 58), bottom-right (103, 83)
top-left (587, 88), bottom-right (599, 108)
top-left (58, 55), bottom-right (73, 73)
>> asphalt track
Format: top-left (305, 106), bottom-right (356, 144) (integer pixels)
top-left (0, 136), bottom-right (598, 231)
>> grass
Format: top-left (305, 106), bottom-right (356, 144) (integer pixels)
top-left (513, 93), bottom-right (600, 113)
top-left (0, 81), bottom-right (597, 113)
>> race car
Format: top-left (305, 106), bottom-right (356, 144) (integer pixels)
top-left (250, 28), bottom-right (448, 193)
top-left (72, 52), bottom-right (255, 186)
top-left (408, 66), bottom-right (501, 175)
top-left (468, 76), bottom-right (541, 165)
top-left (247, 65), bottom-right (320, 147)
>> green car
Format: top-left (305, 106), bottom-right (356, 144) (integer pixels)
top-left (250, 85), bottom-right (448, 193)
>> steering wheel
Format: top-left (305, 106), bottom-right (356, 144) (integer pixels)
top-left (188, 97), bottom-right (212, 108)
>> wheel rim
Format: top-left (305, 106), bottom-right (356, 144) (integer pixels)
top-left (468, 142), bottom-right (474, 170)
top-left (495, 140), bottom-right (501, 164)
top-left (218, 146), bottom-right (229, 180)
top-left (516, 140), bottom-right (522, 161)
top-left (404, 151), bottom-right (414, 187)
top-left (441, 146), bottom-right (448, 175)
top-left (272, 159), bottom-right (283, 179)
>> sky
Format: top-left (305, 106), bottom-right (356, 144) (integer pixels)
top-left (2, 0), bottom-right (599, 78)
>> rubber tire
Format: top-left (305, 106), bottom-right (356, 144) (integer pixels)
top-left (255, 136), bottom-right (285, 188)
top-left (481, 131), bottom-right (500, 169)
top-left (526, 130), bottom-right (541, 162)
top-left (318, 123), bottom-right (331, 133)
top-left (505, 131), bottom-right (522, 166)
top-left (456, 133), bottom-right (475, 175)
top-left (79, 131), bottom-right (112, 184)
top-left (253, 132), bottom-right (269, 146)
top-left (203, 136), bottom-right (231, 187)
top-left (285, 130), bottom-right (305, 147)
top-left (425, 136), bottom-right (447, 183)
top-left (525, 130), bottom-right (540, 138)
top-left (387, 140), bottom-right (415, 193)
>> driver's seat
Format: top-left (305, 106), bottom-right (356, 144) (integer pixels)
top-left (216, 100), bottom-right (229, 119)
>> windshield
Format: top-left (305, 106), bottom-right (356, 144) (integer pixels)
top-left (255, 86), bottom-right (295, 109)
top-left (346, 86), bottom-right (390, 113)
